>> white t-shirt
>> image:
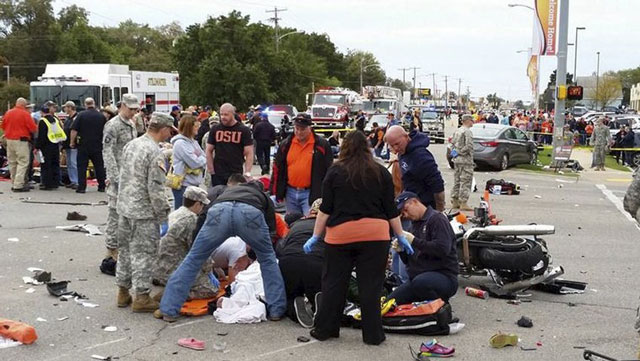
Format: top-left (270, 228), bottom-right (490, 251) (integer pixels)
top-left (211, 236), bottom-right (247, 269)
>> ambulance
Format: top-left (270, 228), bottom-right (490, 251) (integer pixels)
top-left (30, 64), bottom-right (179, 113)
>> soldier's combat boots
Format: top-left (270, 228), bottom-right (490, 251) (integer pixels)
top-left (450, 199), bottom-right (460, 209)
top-left (152, 289), bottom-right (164, 303)
top-left (117, 287), bottom-right (132, 308)
top-left (132, 293), bottom-right (160, 313)
top-left (459, 202), bottom-right (474, 211)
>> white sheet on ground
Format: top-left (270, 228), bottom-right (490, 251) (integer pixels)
top-left (213, 262), bottom-right (266, 324)
top-left (0, 335), bottom-right (22, 349)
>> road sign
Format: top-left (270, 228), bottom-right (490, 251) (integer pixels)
top-left (567, 85), bottom-right (583, 100)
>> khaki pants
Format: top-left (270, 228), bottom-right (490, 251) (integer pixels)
top-left (6, 139), bottom-right (30, 189)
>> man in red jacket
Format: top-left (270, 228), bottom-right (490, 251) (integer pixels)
top-left (1, 98), bottom-right (37, 192)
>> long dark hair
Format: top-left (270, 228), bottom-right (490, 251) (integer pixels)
top-left (337, 130), bottom-right (381, 189)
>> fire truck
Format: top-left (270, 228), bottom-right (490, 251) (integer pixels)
top-left (361, 85), bottom-right (405, 118)
top-left (307, 87), bottom-right (363, 128)
top-left (30, 64), bottom-right (179, 113)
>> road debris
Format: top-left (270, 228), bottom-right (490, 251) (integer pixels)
top-left (102, 326), bottom-right (117, 332)
top-left (516, 316), bottom-right (533, 328)
top-left (55, 224), bottom-right (103, 236)
top-left (56, 317), bottom-right (68, 321)
top-left (66, 211), bottom-right (87, 221)
top-left (25, 288), bottom-right (35, 293)
top-left (7, 238), bottom-right (19, 242)
top-left (36, 318), bottom-right (47, 322)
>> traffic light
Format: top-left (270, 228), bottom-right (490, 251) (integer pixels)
top-left (557, 85), bottom-right (567, 100)
top-left (567, 85), bottom-right (584, 100)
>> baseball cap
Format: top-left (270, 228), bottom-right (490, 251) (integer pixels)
top-left (260, 112), bottom-right (269, 120)
top-left (62, 100), bottom-right (75, 109)
top-left (44, 100), bottom-right (57, 108)
top-left (183, 186), bottom-right (210, 205)
top-left (121, 94), bottom-right (140, 109)
top-left (149, 112), bottom-right (178, 131)
top-left (395, 191), bottom-right (418, 211)
top-left (293, 113), bottom-right (312, 127)
top-left (171, 105), bottom-right (181, 112)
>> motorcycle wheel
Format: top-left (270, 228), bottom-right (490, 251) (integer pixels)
top-left (477, 239), bottom-right (548, 276)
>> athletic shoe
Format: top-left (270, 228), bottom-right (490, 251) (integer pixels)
top-left (489, 333), bottom-right (519, 348)
top-left (294, 296), bottom-right (314, 328)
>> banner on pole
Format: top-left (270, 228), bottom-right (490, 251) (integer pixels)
top-left (527, 54), bottom-right (538, 92)
top-left (533, 0), bottom-right (558, 56)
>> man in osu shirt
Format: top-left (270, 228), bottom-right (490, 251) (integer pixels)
top-left (206, 103), bottom-right (254, 186)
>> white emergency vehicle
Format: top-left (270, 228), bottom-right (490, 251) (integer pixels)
top-left (30, 64), bottom-right (179, 112)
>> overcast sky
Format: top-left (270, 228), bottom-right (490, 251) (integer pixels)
top-left (53, 0), bottom-right (640, 103)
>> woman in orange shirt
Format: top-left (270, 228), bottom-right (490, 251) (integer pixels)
top-left (303, 131), bottom-right (413, 345)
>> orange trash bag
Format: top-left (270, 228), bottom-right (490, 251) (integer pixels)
top-left (0, 318), bottom-right (38, 344)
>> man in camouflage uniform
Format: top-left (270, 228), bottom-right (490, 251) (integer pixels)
top-left (624, 169), bottom-right (640, 357)
top-left (451, 114), bottom-right (474, 211)
top-left (102, 94), bottom-right (139, 260)
top-left (153, 186), bottom-right (217, 300)
top-left (590, 116), bottom-right (611, 171)
top-left (116, 112), bottom-right (175, 312)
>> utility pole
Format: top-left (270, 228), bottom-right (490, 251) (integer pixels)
top-left (398, 68), bottom-right (410, 85)
top-left (596, 51), bottom-right (600, 109)
top-left (411, 67), bottom-right (420, 97)
top-left (266, 7), bottom-right (287, 52)
top-left (552, 0), bottom-right (569, 163)
top-left (457, 78), bottom-right (462, 113)
top-left (444, 75), bottom-right (449, 110)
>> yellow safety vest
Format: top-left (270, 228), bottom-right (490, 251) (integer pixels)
top-left (42, 116), bottom-right (67, 144)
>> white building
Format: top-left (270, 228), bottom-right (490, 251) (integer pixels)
top-left (575, 75), bottom-right (623, 109)
top-left (630, 83), bottom-right (640, 111)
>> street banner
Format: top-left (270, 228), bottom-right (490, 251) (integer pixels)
top-left (527, 54), bottom-right (538, 92)
top-left (533, 0), bottom-right (558, 56)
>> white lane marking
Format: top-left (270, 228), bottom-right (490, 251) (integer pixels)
top-left (169, 318), bottom-right (208, 329)
top-left (247, 339), bottom-right (319, 360)
top-left (596, 184), bottom-right (640, 231)
top-left (43, 337), bottom-right (127, 361)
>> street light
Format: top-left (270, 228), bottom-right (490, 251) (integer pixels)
top-left (508, 3), bottom-right (535, 10)
top-left (596, 51), bottom-right (600, 108)
top-left (275, 30), bottom-right (302, 52)
top-left (573, 27), bottom-right (586, 85)
top-left (360, 59), bottom-right (379, 91)
top-left (2, 65), bottom-right (9, 84)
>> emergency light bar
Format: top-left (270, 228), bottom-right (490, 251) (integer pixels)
top-left (37, 76), bottom-right (88, 82)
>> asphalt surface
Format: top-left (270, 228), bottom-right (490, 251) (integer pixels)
top-left (1, 120), bottom-right (639, 361)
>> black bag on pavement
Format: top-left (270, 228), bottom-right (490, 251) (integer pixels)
top-left (485, 179), bottom-right (520, 195)
top-left (100, 257), bottom-right (117, 276)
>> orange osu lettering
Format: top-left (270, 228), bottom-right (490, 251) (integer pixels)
top-left (215, 130), bottom-right (242, 143)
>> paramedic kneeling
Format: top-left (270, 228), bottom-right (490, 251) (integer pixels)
top-left (389, 191), bottom-right (459, 303)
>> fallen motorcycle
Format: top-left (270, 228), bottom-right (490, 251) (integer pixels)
top-left (448, 198), bottom-right (564, 297)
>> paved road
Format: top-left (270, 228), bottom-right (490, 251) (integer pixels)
top-left (1, 128), bottom-right (638, 361)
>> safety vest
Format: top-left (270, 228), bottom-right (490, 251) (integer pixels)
top-left (42, 116), bottom-right (67, 144)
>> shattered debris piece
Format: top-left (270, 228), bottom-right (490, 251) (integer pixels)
top-left (55, 224), bottom-right (103, 236)
top-left (507, 300), bottom-right (521, 305)
top-left (36, 318), bottom-right (47, 322)
top-left (7, 238), bottom-right (19, 242)
top-left (74, 297), bottom-right (99, 308)
top-left (27, 267), bottom-right (44, 273)
top-left (102, 326), bottom-right (117, 332)
top-left (56, 317), bottom-right (68, 321)
top-left (25, 288), bottom-right (35, 293)
top-left (90, 355), bottom-right (112, 360)
top-left (23, 276), bottom-right (43, 285)
top-left (534, 195), bottom-right (542, 199)
top-left (0, 336), bottom-right (22, 349)
top-left (34, 271), bottom-right (51, 283)
top-left (516, 316), bottom-right (533, 328)
top-left (297, 336), bottom-right (310, 343)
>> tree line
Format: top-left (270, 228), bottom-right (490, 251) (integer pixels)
top-left (0, 0), bottom-right (413, 113)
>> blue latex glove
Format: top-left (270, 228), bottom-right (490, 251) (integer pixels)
top-left (396, 234), bottom-right (415, 255)
top-left (160, 222), bottom-right (169, 237)
top-left (208, 271), bottom-right (220, 289)
top-left (450, 149), bottom-right (458, 158)
top-left (303, 235), bottom-right (319, 254)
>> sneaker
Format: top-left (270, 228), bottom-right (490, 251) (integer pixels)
top-left (420, 339), bottom-right (455, 357)
top-left (66, 211), bottom-right (87, 221)
top-left (313, 292), bottom-right (322, 317)
top-left (489, 333), bottom-right (519, 348)
top-left (294, 296), bottom-right (315, 328)
top-left (11, 187), bottom-right (30, 193)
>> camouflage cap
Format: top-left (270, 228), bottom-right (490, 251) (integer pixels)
top-left (121, 93), bottom-right (140, 109)
top-left (183, 186), bottom-right (210, 205)
top-left (149, 112), bottom-right (178, 130)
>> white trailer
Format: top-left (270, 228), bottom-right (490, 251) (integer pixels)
top-left (30, 64), bottom-right (179, 113)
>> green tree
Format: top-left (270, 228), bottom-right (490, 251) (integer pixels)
top-left (589, 75), bottom-right (622, 110)
top-left (342, 50), bottom-right (386, 90)
top-left (0, 78), bottom-right (30, 113)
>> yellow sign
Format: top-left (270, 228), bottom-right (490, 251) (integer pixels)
top-left (148, 78), bottom-right (167, 86)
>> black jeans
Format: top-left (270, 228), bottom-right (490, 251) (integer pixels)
top-left (314, 241), bottom-right (390, 345)
top-left (77, 147), bottom-right (106, 191)
top-left (255, 140), bottom-right (271, 174)
top-left (279, 255), bottom-right (323, 320)
top-left (210, 173), bottom-right (229, 187)
top-left (388, 271), bottom-right (458, 304)
top-left (40, 145), bottom-right (60, 188)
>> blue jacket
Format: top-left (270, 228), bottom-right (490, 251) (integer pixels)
top-left (399, 130), bottom-right (445, 208)
top-left (170, 134), bottom-right (207, 187)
